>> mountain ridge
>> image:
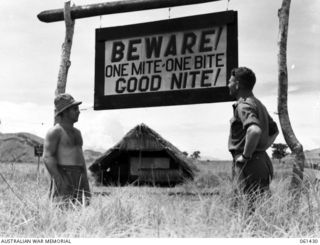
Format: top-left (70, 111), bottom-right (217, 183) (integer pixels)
top-left (0, 132), bottom-right (319, 165)
top-left (0, 132), bottom-right (103, 164)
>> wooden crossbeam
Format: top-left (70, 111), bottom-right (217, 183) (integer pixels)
top-left (37, 0), bottom-right (222, 23)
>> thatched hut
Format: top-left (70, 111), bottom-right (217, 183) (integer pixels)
top-left (89, 123), bottom-right (198, 186)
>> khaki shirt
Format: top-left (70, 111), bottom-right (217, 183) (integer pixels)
top-left (228, 95), bottom-right (278, 153)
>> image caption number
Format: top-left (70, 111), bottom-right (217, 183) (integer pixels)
top-left (300, 239), bottom-right (319, 244)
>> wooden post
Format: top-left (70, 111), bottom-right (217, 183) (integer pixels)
top-left (56, 1), bottom-right (75, 96)
top-left (37, 0), bottom-right (222, 23)
top-left (37, 155), bottom-right (40, 185)
top-left (277, 0), bottom-right (305, 189)
top-left (54, 1), bottom-right (75, 124)
top-left (37, 155), bottom-right (40, 173)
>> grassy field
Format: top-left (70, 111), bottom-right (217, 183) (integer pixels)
top-left (0, 161), bottom-right (320, 237)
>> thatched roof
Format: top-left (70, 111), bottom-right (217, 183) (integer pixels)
top-left (89, 123), bottom-right (198, 177)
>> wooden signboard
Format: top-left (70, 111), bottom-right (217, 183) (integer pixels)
top-left (94, 11), bottom-right (238, 110)
top-left (34, 144), bottom-right (44, 157)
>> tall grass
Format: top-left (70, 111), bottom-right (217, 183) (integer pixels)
top-left (0, 162), bottom-right (319, 237)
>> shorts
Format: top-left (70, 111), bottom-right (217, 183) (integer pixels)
top-left (50, 165), bottom-right (91, 204)
top-left (232, 151), bottom-right (273, 194)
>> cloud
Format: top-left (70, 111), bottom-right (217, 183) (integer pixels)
top-left (263, 91), bottom-right (320, 151)
top-left (0, 101), bottom-right (52, 138)
top-left (58, 102), bottom-right (237, 159)
top-left (1, 84), bottom-right (318, 160)
top-left (78, 110), bottom-right (125, 151)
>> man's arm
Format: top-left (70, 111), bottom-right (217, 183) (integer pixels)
top-left (237, 124), bottom-right (262, 163)
top-left (235, 102), bottom-right (262, 163)
top-left (43, 127), bottom-right (65, 186)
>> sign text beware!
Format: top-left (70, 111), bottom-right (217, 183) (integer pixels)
top-left (94, 11), bottom-right (238, 110)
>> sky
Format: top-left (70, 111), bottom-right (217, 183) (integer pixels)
top-left (0, 0), bottom-right (319, 160)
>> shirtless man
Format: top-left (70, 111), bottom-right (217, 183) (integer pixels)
top-left (43, 93), bottom-right (91, 205)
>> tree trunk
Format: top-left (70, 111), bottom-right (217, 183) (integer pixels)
top-left (277, 0), bottom-right (305, 189)
top-left (54, 1), bottom-right (75, 124)
top-left (56, 1), bottom-right (75, 96)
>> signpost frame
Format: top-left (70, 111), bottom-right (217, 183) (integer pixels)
top-left (94, 10), bottom-right (238, 110)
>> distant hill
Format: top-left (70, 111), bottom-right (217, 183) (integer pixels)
top-left (282, 148), bottom-right (320, 168)
top-left (0, 132), bottom-right (44, 163)
top-left (304, 148), bottom-right (320, 168)
top-left (0, 132), bottom-right (103, 164)
top-left (200, 155), bottom-right (222, 161)
top-left (304, 148), bottom-right (320, 159)
top-left (83, 149), bottom-right (103, 165)
top-left (1, 131), bottom-right (318, 168)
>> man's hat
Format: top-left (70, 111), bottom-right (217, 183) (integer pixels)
top-left (54, 93), bottom-right (82, 117)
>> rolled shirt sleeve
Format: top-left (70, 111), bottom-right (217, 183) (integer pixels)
top-left (237, 102), bottom-right (261, 130)
top-left (229, 96), bottom-right (278, 153)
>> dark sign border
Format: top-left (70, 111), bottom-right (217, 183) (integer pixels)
top-left (94, 11), bottom-right (238, 110)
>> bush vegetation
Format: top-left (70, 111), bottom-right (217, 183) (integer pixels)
top-left (0, 161), bottom-right (319, 237)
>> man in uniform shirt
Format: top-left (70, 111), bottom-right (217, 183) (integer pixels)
top-left (43, 93), bottom-right (91, 205)
top-left (227, 67), bottom-right (279, 209)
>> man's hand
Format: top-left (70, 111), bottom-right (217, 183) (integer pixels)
top-left (54, 175), bottom-right (69, 195)
top-left (235, 154), bottom-right (249, 165)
